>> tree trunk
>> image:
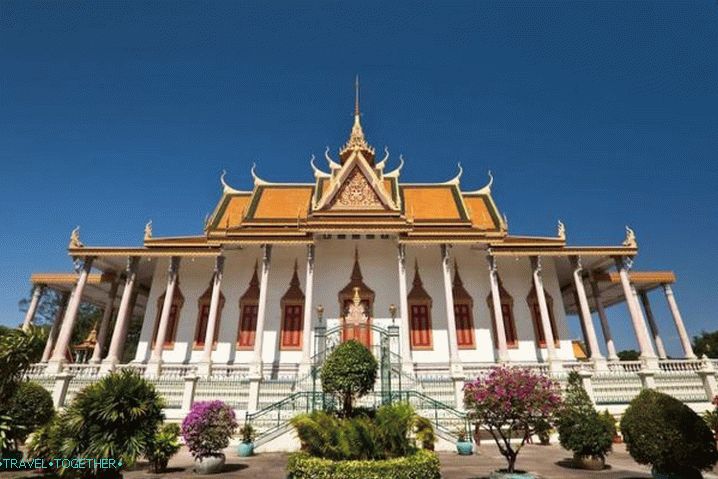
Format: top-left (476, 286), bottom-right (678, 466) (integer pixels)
top-left (343, 392), bottom-right (352, 416)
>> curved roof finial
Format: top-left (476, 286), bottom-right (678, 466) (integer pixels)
top-left (324, 146), bottom-right (341, 169)
top-left (623, 225), bottom-right (637, 248)
top-left (442, 162), bottom-right (463, 185)
top-left (310, 154), bottom-right (330, 178)
top-left (376, 146), bottom-right (390, 170)
top-left (144, 219), bottom-right (153, 241)
top-left (250, 162), bottom-right (270, 186)
top-left (557, 220), bottom-right (566, 241)
top-left (384, 154), bottom-right (404, 177)
top-left (465, 170), bottom-right (494, 195)
top-left (69, 226), bottom-right (83, 248)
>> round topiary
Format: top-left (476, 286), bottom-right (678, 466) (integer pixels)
top-left (181, 400), bottom-right (238, 459)
top-left (621, 389), bottom-right (718, 477)
top-left (320, 340), bottom-right (378, 416)
top-left (5, 381), bottom-right (54, 444)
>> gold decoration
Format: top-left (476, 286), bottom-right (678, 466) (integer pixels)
top-left (333, 168), bottom-right (383, 209)
top-left (557, 220), bottom-right (566, 241)
top-left (623, 225), bottom-right (637, 248)
top-left (69, 226), bottom-right (83, 248)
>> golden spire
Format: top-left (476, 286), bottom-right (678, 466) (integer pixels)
top-left (340, 75), bottom-right (374, 162)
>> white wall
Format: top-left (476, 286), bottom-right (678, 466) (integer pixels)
top-left (134, 241), bottom-right (577, 365)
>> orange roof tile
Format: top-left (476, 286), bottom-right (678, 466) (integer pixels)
top-left (251, 186), bottom-right (313, 219)
top-left (402, 186), bottom-right (464, 221)
top-left (216, 194), bottom-right (252, 228)
top-left (463, 196), bottom-right (498, 229)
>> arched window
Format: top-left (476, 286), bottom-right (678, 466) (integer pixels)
top-left (152, 284), bottom-right (184, 349)
top-left (452, 263), bottom-right (475, 349)
top-left (280, 261), bottom-right (305, 350)
top-left (237, 262), bottom-right (260, 349)
top-left (486, 277), bottom-right (518, 348)
top-left (408, 260), bottom-right (433, 349)
top-left (526, 283), bottom-right (559, 347)
top-left (193, 280), bottom-right (225, 349)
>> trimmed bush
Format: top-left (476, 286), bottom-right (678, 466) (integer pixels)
top-left (557, 372), bottom-right (613, 460)
top-left (290, 402), bottom-right (433, 461)
top-left (286, 449), bottom-right (441, 479)
top-left (181, 400), bottom-right (238, 459)
top-left (320, 340), bottom-right (377, 416)
top-left (3, 381), bottom-right (54, 446)
top-left (621, 389), bottom-right (718, 477)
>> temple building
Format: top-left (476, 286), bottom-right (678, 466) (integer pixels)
top-left (22, 84), bottom-right (717, 448)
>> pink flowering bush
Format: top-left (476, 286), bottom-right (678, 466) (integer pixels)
top-left (464, 367), bottom-right (562, 473)
top-left (181, 401), bottom-right (238, 458)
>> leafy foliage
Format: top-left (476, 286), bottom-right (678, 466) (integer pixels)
top-left (286, 449), bottom-right (441, 479)
top-left (1, 381), bottom-right (54, 448)
top-left (463, 366), bottom-right (562, 473)
top-left (621, 389), bottom-right (718, 477)
top-left (26, 370), bottom-right (165, 478)
top-left (240, 423), bottom-right (256, 443)
top-left (320, 340), bottom-right (378, 416)
top-left (290, 402), bottom-right (434, 461)
top-left (0, 326), bottom-right (47, 404)
top-left (181, 400), bottom-right (238, 458)
top-left (145, 423), bottom-right (181, 473)
top-left (693, 330), bottom-right (718, 358)
top-left (616, 349), bottom-right (640, 361)
top-left (557, 372), bottom-right (613, 460)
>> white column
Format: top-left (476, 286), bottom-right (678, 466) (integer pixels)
top-left (588, 273), bottom-right (619, 361)
top-left (90, 278), bottom-right (120, 363)
top-left (48, 257), bottom-right (94, 372)
top-left (41, 292), bottom-right (70, 362)
top-left (149, 256), bottom-right (181, 364)
top-left (102, 257), bottom-right (139, 369)
top-left (638, 291), bottom-right (667, 359)
top-left (300, 245), bottom-right (315, 371)
top-left (571, 257), bottom-right (604, 364)
top-left (441, 245), bottom-right (462, 371)
top-left (662, 283), bottom-right (696, 359)
top-left (397, 245), bottom-right (413, 370)
top-left (487, 255), bottom-right (508, 362)
top-left (615, 257), bottom-right (656, 361)
top-left (22, 284), bottom-right (45, 330)
top-left (530, 257), bottom-right (558, 365)
top-left (251, 245), bottom-right (272, 374)
top-left (200, 256), bottom-right (225, 369)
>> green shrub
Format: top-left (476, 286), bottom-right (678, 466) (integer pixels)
top-left (557, 372), bottom-right (613, 460)
top-left (621, 389), bottom-right (718, 477)
top-left (290, 402), bottom-right (432, 461)
top-left (181, 400), bottom-right (238, 458)
top-left (145, 423), bottom-right (181, 473)
top-left (286, 449), bottom-right (441, 479)
top-left (240, 423), bottom-right (256, 443)
top-left (320, 340), bottom-right (377, 416)
top-left (0, 326), bottom-right (46, 404)
top-left (26, 370), bottom-right (165, 478)
top-left (3, 381), bottom-right (54, 447)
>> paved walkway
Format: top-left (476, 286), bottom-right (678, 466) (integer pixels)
top-left (4, 443), bottom-right (718, 478)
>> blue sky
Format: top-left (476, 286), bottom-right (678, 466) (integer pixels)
top-left (1, 1), bottom-right (716, 356)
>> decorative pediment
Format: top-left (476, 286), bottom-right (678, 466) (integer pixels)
top-left (332, 167), bottom-right (384, 210)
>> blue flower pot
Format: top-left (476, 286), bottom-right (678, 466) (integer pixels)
top-left (237, 442), bottom-right (254, 457)
top-left (456, 440), bottom-right (473, 455)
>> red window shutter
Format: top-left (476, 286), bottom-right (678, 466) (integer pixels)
top-left (410, 304), bottom-right (431, 348)
top-left (281, 304), bottom-right (303, 348)
top-left (195, 304), bottom-right (210, 346)
top-left (238, 304), bottom-right (258, 347)
top-left (454, 303), bottom-right (475, 348)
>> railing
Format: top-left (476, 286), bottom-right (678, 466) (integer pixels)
top-left (608, 360), bottom-right (642, 373)
top-left (64, 363), bottom-right (100, 377)
top-left (659, 359), bottom-right (704, 373)
top-left (160, 363), bottom-right (197, 378)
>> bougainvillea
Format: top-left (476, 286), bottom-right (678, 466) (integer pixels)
top-left (181, 401), bottom-right (238, 458)
top-left (463, 367), bottom-right (562, 473)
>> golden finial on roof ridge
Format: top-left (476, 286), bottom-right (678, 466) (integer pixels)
top-left (340, 76), bottom-right (374, 158)
top-left (557, 220), bottom-right (566, 241)
top-left (623, 225), bottom-right (637, 248)
top-left (69, 226), bottom-right (83, 248)
top-left (144, 220), bottom-right (153, 241)
top-left (355, 75), bottom-right (360, 116)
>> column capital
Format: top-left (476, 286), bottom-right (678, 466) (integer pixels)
top-left (569, 254), bottom-right (583, 271)
top-left (530, 255), bottom-right (542, 273)
top-left (262, 244), bottom-right (272, 266)
top-left (213, 255), bottom-right (225, 275)
top-left (614, 255), bottom-right (633, 271)
top-left (440, 243), bottom-right (451, 265)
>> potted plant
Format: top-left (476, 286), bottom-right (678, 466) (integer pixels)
top-left (557, 372), bottom-right (613, 470)
top-left (145, 423), bottom-right (181, 473)
top-left (182, 400), bottom-right (238, 474)
top-left (464, 367), bottom-right (562, 478)
top-left (237, 423), bottom-right (256, 457)
top-left (600, 410), bottom-right (622, 444)
top-left (622, 389), bottom-right (718, 479)
top-left (704, 396), bottom-right (718, 446)
top-left (455, 426), bottom-right (473, 455)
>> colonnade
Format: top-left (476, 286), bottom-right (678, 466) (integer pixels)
top-left (27, 246), bottom-right (696, 378)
